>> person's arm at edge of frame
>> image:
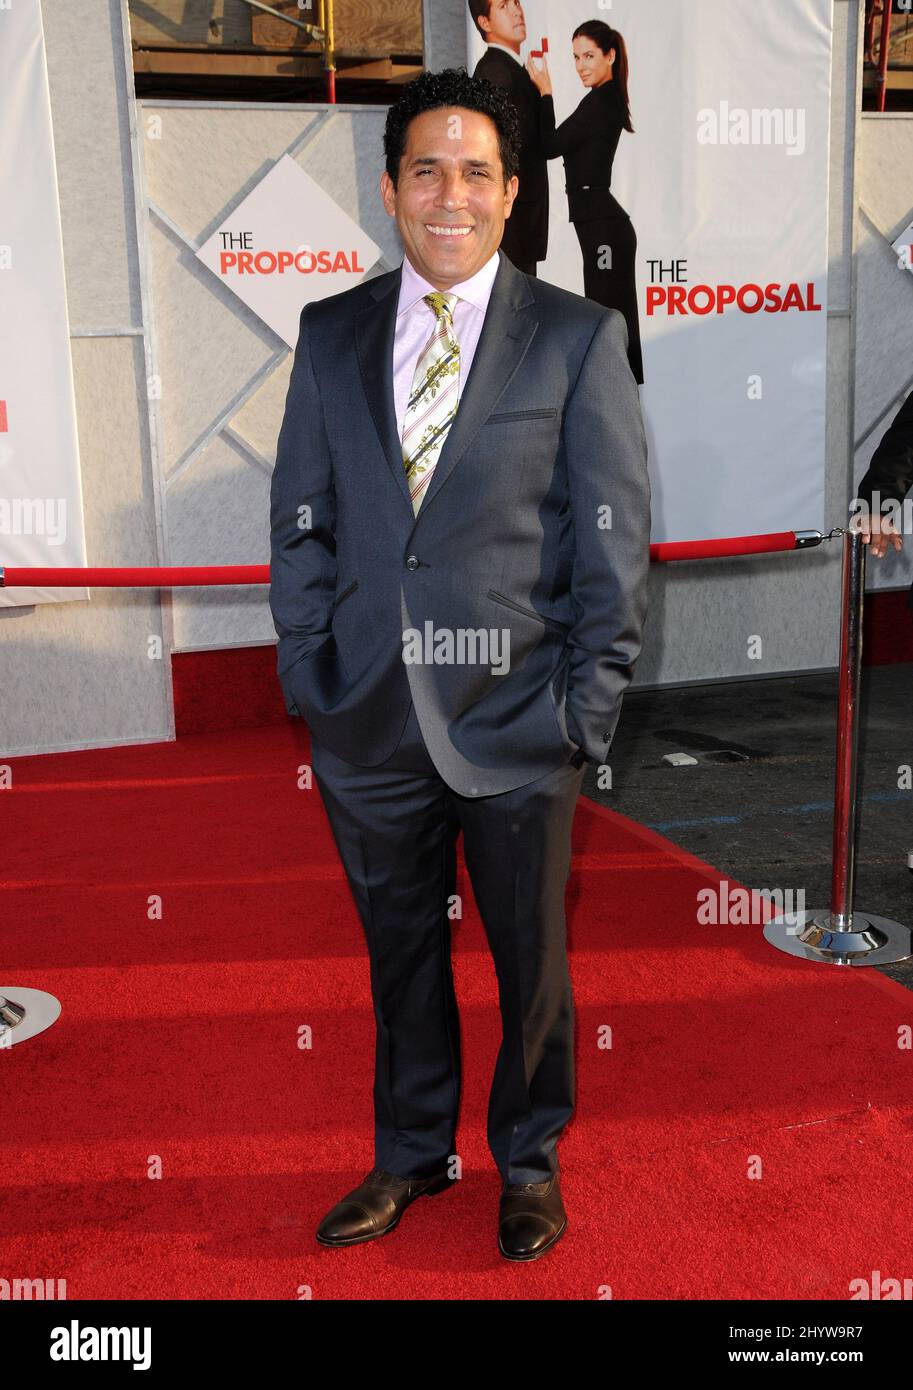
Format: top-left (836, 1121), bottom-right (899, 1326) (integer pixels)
top-left (851, 392), bottom-right (913, 558)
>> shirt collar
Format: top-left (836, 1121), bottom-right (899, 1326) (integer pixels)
top-left (486, 41), bottom-right (525, 67)
top-left (397, 248), bottom-right (501, 317)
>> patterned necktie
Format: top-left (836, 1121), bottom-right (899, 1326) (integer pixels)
top-left (402, 291), bottom-right (461, 515)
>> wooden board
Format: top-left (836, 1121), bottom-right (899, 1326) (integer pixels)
top-left (252, 0), bottom-right (422, 55)
top-left (128, 0), bottom-right (423, 58)
top-left (128, 1), bottom-right (251, 48)
top-left (132, 47), bottom-right (422, 85)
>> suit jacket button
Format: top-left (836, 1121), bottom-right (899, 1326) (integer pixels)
top-left (602, 733), bottom-right (610, 742)
top-left (406, 555), bottom-right (419, 571)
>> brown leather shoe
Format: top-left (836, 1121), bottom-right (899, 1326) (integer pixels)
top-left (315, 1165), bottom-right (454, 1247)
top-left (498, 1173), bottom-right (567, 1261)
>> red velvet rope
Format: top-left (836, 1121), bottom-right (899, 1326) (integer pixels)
top-left (0, 565), bottom-right (272, 587)
top-left (649, 530), bottom-right (799, 562)
top-left (0, 533), bottom-right (804, 587)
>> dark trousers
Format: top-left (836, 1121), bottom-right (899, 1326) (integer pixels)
top-left (573, 214), bottom-right (644, 384)
top-left (310, 698), bottom-right (585, 1184)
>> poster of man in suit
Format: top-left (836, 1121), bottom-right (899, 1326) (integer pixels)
top-left (468, 0), bottom-right (550, 278)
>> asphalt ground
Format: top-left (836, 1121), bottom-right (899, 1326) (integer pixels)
top-left (583, 663), bottom-right (913, 990)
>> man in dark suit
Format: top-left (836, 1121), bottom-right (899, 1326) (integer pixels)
top-left (852, 390), bottom-right (912, 609)
top-left (469, 0), bottom-right (549, 275)
top-left (269, 68), bottom-right (651, 1261)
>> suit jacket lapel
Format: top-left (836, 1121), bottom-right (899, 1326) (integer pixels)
top-left (354, 249), bottom-right (539, 521)
top-left (354, 264), bottom-right (413, 512)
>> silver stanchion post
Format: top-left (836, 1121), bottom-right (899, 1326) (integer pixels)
top-left (765, 528), bottom-right (912, 965)
top-left (0, 988), bottom-right (62, 1047)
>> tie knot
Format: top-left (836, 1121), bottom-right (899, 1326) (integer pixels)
top-left (424, 291), bottom-right (458, 323)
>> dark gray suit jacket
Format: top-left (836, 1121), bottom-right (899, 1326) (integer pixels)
top-left (269, 249), bottom-right (651, 797)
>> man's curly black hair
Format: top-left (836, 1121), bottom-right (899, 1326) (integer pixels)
top-left (383, 67), bottom-right (521, 188)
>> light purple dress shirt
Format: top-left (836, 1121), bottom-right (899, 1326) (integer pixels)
top-left (393, 249), bottom-right (502, 441)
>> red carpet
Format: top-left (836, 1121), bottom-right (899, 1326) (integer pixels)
top-left (2, 722), bottom-right (911, 1300)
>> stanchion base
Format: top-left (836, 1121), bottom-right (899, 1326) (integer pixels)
top-left (764, 910), bottom-right (912, 966)
top-left (0, 987), bottom-right (62, 1046)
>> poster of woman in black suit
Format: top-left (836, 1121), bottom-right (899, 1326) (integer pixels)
top-left (527, 20), bottom-right (644, 384)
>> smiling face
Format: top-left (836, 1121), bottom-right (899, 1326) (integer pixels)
top-left (573, 35), bottom-right (615, 87)
top-left (380, 107), bottom-right (518, 290)
top-left (479, 0), bottom-right (527, 52)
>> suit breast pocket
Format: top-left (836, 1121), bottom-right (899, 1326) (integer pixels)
top-left (485, 408), bottom-right (559, 425)
top-left (473, 408), bottom-right (561, 512)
